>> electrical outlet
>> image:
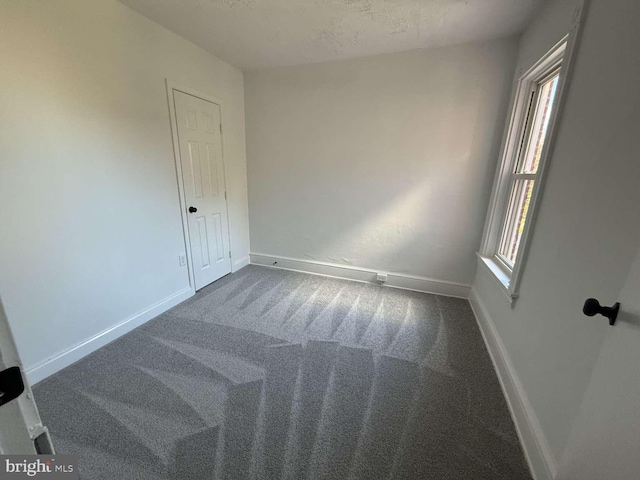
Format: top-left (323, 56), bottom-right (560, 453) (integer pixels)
top-left (376, 273), bottom-right (388, 283)
top-left (179, 255), bottom-right (187, 266)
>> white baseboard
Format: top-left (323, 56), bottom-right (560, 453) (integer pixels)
top-left (249, 253), bottom-right (470, 298)
top-left (232, 255), bottom-right (250, 272)
top-left (26, 286), bottom-right (194, 385)
top-left (469, 287), bottom-right (557, 480)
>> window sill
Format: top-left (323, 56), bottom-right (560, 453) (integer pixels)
top-left (475, 253), bottom-right (519, 307)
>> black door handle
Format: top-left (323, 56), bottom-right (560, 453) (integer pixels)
top-left (583, 298), bottom-right (620, 325)
top-left (188, 206), bottom-right (197, 213)
top-left (0, 367), bottom-right (24, 407)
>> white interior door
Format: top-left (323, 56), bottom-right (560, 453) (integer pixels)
top-left (557, 242), bottom-right (640, 479)
top-left (0, 297), bottom-right (52, 454)
top-left (173, 90), bottom-right (232, 291)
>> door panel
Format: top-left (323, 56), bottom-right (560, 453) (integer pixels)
top-left (187, 141), bottom-right (203, 199)
top-left (212, 213), bottom-right (224, 262)
top-left (557, 243), bottom-right (640, 479)
top-left (206, 144), bottom-right (221, 198)
top-left (196, 216), bottom-right (210, 269)
top-left (0, 298), bottom-right (52, 454)
top-left (174, 90), bottom-right (231, 290)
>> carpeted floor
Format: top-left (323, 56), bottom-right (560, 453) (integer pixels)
top-left (34, 265), bottom-right (531, 479)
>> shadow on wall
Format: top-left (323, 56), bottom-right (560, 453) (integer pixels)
top-left (247, 41), bottom-right (515, 284)
top-left (283, 94), bottom-right (502, 282)
top-left (617, 309), bottom-right (640, 329)
top-left (317, 180), bottom-right (459, 275)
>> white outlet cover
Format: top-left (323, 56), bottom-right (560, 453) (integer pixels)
top-left (376, 273), bottom-right (388, 282)
top-left (179, 255), bottom-right (187, 266)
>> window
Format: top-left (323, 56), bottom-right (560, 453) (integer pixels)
top-left (496, 70), bottom-right (560, 269)
top-left (478, 37), bottom-right (576, 303)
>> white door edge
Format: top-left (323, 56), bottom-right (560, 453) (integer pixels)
top-left (0, 297), bottom-right (53, 454)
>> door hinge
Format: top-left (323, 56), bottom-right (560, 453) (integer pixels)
top-left (224, 191), bottom-right (227, 200)
top-left (229, 251), bottom-right (232, 259)
top-left (219, 123), bottom-right (223, 134)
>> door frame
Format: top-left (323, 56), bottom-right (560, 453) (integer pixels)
top-left (165, 79), bottom-right (234, 292)
top-left (0, 296), bottom-right (53, 454)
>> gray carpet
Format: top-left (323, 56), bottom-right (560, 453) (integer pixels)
top-left (34, 265), bottom-right (531, 479)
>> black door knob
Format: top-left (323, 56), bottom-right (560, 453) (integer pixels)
top-left (188, 206), bottom-right (197, 213)
top-left (583, 298), bottom-right (620, 325)
top-left (0, 366), bottom-right (24, 407)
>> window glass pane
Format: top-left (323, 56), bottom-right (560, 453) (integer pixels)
top-left (517, 73), bottom-right (559, 174)
top-left (498, 179), bottom-right (535, 266)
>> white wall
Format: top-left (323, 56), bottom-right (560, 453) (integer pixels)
top-left (472, 0), bottom-right (640, 474)
top-left (0, 0), bottom-right (250, 380)
top-left (245, 39), bottom-right (518, 286)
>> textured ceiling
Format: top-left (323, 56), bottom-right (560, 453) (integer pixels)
top-left (118, 0), bottom-right (543, 71)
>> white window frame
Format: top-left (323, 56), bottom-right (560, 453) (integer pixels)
top-left (477, 1), bottom-right (586, 305)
